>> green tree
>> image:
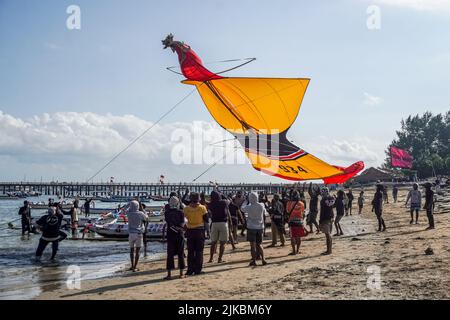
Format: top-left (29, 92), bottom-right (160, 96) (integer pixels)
top-left (384, 111), bottom-right (450, 178)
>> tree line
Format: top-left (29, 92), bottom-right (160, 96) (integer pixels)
top-left (383, 111), bottom-right (450, 178)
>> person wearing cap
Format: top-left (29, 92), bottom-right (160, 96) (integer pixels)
top-left (164, 196), bottom-right (186, 280)
top-left (183, 192), bottom-right (208, 275)
top-left (35, 207), bottom-right (65, 262)
top-left (18, 200), bottom-right (32, 236)
top-left (405, 183), bottom-right (422, 224)
top-left (372, 184), bottom-right (386, 231)
top-left (126, 200), bottom-right (149, 272)
top-left (319, 187), bottom-right (335, 255)
top-left (423, 183), bottom-right (435, 230)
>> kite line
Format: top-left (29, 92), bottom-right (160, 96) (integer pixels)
top-left (86, 86), bottom-right (199, 183)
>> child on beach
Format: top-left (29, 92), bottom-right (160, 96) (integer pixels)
top-left (334, 190), bottom-right (345, 236)
top-left (358, 191), bottom-right (365, 214)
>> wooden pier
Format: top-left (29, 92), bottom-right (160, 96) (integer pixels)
top-left (0, 182), bottom-right (292, 197)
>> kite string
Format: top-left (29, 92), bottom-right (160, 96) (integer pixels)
top-left (192, 138), bottom-right (238, 182)
top-left (86, 86), bottom-right (199, 183)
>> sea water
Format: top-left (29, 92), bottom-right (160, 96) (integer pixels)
top-left (0, 197), bottom-right (165, 300)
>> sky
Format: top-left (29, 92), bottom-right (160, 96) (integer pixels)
top-left (0, 0), bottom-right (449, 183)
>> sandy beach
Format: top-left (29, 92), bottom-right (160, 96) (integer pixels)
top-left (35, 189), bottom-right (450, 300)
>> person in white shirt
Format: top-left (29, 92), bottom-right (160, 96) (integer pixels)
top-left (126, 200), bottom-right (148, 271)
top-left (405, 183), bottom-right (421, 224)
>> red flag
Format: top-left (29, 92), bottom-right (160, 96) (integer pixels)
top-left (390, 146), bottom-right (413, 169)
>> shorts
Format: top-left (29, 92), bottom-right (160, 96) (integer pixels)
top-left (210, 222), bottom-right (229, 242)
top-left (129, 233), bottom-right (143, 248)
top-left (319, 220), bottom-right (332, 235)
top-left (290, 226), bottom-right (306, 238)
top-left (410, 204), bottom-right (420, 211)
top-left (335, 214), bottom-right (344, 224)
top-left (247, 228), bottom-right (263, 244)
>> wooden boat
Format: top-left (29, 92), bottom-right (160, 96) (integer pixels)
top-left (149, 195), bottom-right (170, 202)
top-left (90, 213), bottom-right (165, 238)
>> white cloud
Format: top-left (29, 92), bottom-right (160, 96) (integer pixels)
top-left (303, 136), bottom-right (384, 169)
top-left (44, 42), bottom-right (62, 50)
top-left (372, 0), bottom-right (450, 13)
top-left (0, 111), bottom-right (235, 160)
top-left (0, 111), bottom-right (387, 182)
top-left (0, 111), bottom-right (245, 182)
top-left (363, 92), bottom-right (383, 107)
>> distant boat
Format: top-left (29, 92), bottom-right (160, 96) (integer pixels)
top-left (89, 212), bottom-right (166, 238)
top-left (30, 202), bottom-right (73, 210)
top-left (149, 195), bottom-right (170, 202)
top-left (98, 195), bottom-right (148, 203)
top-left (0, 195), bottom-right (19, 200)
top-left (83, 205), bottom-right (164, 215)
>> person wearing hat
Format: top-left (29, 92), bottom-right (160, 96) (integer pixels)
top-left (164, 196), bottom-right (186, 280)
top-left (423, 183), bottom-right (435, 230)
top-left (35, 207), bottom-right (65, 262)
top-left (18, 200), bottom-right (32, 236)
top-left (319, 187), bottom-right (335, 255)
top-left (405, 183), bottom-right (422, 224)
top-left (126, 200), bottom-right (149, 272)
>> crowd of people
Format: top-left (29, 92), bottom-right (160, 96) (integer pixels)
top-left (18, 182), bottom-right (437, 276)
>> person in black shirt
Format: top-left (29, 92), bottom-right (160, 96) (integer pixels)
top-left (346, 189), bottom-right (354, 215)
top-left (228, 198), bottom-right (241, 244)
top-left (208, 191), bottom-right (232, 263)
top-left (181, 188), bottom-right (191, 206)
top-left (423, 183), bottom-right (435, 230)
top-left (307, 183), bottom-right (320, 234)
top-left (83, 199), bottom-right (92, 217)
top-left (267, 194), bottom-right (286, 247)
top-left (319, 188), bottom-right (335, 255)
top-left (35, 207), bottom-right (66, 262)
top-left (164, 196), bottom-right (186, 280)
top-left (372, 184), bottom-right (386, 232)
top-left (392, 185), bottom-right (399, 203)
top-left (334, 190), bottom-right (345, 236)
top-left (18, 201), bottom-right (32, 236)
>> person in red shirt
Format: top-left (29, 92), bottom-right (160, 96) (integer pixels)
top-left (286, 191), bottom-right (307, 255)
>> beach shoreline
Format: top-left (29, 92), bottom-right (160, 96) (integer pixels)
top-left (34, 189), bottom-right (450, 300)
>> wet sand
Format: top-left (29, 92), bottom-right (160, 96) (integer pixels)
top-left (35, 189), bottom-right (450, 300)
